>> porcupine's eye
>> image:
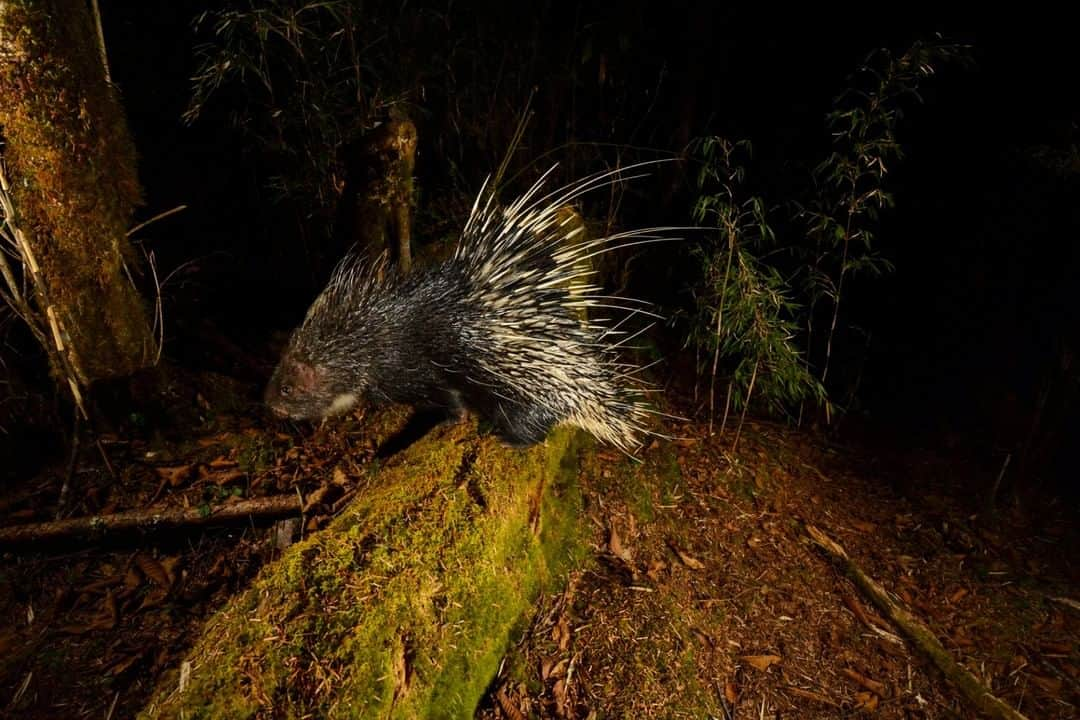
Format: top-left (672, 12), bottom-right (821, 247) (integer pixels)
top-left (279, 384), bottom-right (292, 397)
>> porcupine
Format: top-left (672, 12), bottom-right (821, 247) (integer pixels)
top-left (263, 161), bottom-right (678, 456)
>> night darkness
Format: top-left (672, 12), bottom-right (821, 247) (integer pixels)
top-left (1, 2), bottom-right (1078, 718)
top-left (93, 2), bottom-right (1077, 491)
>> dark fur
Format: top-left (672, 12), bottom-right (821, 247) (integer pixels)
top-left (265, 258), bottom-right (577, 446)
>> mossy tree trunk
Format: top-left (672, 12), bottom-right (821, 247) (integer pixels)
top-left (139, 411), bottom-right (589, 720)
top-left (336, 116), bottom-right (418, 274)
top-left (0, 0), bottom-right (154, 386)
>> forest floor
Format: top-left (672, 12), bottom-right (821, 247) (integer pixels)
top-left (0, 361), bottom-right (1077, 719)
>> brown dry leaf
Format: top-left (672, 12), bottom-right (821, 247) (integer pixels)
top-left (548, 658), bottom-right (569, 681)
top-left (742, 654), bottom-right (781, 672)
top-left (670, 544), bottom-right (705, 570)
top-left (552, 678), bottom-right (570, 719)
top-left (724, 680), bottom-right (737, 704)
top-left (553, 615), bottom-right (571, 652)
top-left (210, 469), bottom-right (246, 486)
top-left (134, 554), bottom-right (170, 590)
top-left (155, 465), bottom-right (193, 487)
top-left (137, 587), bottom-right (170, 612)
top-left (608, 524), bottom-right (633, 565)
top-left (646, 557), bottom-right (668, 581)
top-left (102, 590), bottom-right (119, 627)
top-left (948, 587), bottom-right (969, 604)
top-left (495, 684), bottom-right (527, 720)
top-left (123, 565), bottom-right (143, 591)
top-left (332, 466), bottom-right (349, 486)
top-left (304, 483), bottom-right (335, 513)
top-left (851, 520), bottom-right (876, 533)
top-left (854, 691), bottom-right (879, 711)
top-left (540, 656), bottom-right (557, 682)
top-left (208, 455), bottom-right (237, 469)
top-left (161, 556), bottom-right (182, 586)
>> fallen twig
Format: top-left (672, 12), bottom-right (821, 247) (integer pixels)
top-left (805, 523), bottom-right (1029, 720)
top-left (0, 495), bottom-right (301, 548)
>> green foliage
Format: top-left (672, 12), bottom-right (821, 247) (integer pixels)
top-left (686, 136), bottom-right (827, 440)
top-left (185, 1), bottom-right (403, 243)
top-left (796, 35), bottom-right (971, 389)
top-left (683, 35), bottom-right (970, 433)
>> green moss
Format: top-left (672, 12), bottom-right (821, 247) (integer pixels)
top-left (138, 414), bottom-right (588, 719)
top-left (0, 0), bottom-right (152, 382)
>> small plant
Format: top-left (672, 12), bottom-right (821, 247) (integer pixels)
top-left (687, 136), bottom-right (827, 448)
top-left (184, 1), bottom-right (401, 249)
top-left (797, 35), bottom-right (970, 402)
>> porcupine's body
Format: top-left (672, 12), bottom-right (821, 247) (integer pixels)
top-left (264, 163), bottom-right (672, 455)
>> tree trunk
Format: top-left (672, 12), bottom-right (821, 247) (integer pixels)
top-left (0, 0), bottom-right (154, 385)
top-left (336, 116), bottom-right (419, 274)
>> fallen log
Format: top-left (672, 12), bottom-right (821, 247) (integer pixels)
top-left (138, 416), bottom-right (587, 720)
top-left (0, 495), bottom-right (302, 547)
top-left (805, 523), bottom-right (1029, 720)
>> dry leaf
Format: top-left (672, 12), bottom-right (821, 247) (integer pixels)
top-left (208, 455), bottom-right (237, 469)
top-left (646, 557), bottom-right (668, 581)
top-left (123, 565), bottom-right (143, 591)
top-left (553, 615), bottom-right (571, 652)
top-left (137, 587), bottom-right (170, 612)
top-left (541, 656), bottom-right (557, 681)
top-left (948, 587), bottom-right (969, 604)
top-left (609, 524), bottom-right (633, 565)
top-left (155, 465), bottom-right (193, 487)
top-left (692, 627), bottom-right (714, 648)
top-left (332, 466), bottom-right (349, 486)
top-left (851, 520), bottom-right (876, 533)
top-left (670, 544), bottom-right (705, 570)
top-left (495, 684), bottom-right (527, 720)
top-left (552, 678), bottom-right (570, 719)
top-left (724, 680), bottom-right (737, 704)
top-left (134, 554), bottom-right (170, 589)
top-left (161, 556), bottom-right (182, 586)
top-left (854, 691), bottom-right (879, 711)
top-left (742, 654), bottom-right (781, 672)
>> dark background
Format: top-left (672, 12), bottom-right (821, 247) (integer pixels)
top-left (64, 3), bottom-right (1080, 497)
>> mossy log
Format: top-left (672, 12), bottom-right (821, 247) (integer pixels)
top-left (0, 0), bottom-right (154, 384)
top-left (139, 413), bottom-right (589, 719)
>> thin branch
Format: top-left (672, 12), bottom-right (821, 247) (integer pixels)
top-left (0, 495), bottom-right (303, 548)
top-left (806, 524), bottom-right (1030, 720)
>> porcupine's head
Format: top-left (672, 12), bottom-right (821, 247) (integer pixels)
top-left (264, 254), bottom-right (388, 421)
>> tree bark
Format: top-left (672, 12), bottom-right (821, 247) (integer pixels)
top-left (0, 0), bottom-right (154, 385)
